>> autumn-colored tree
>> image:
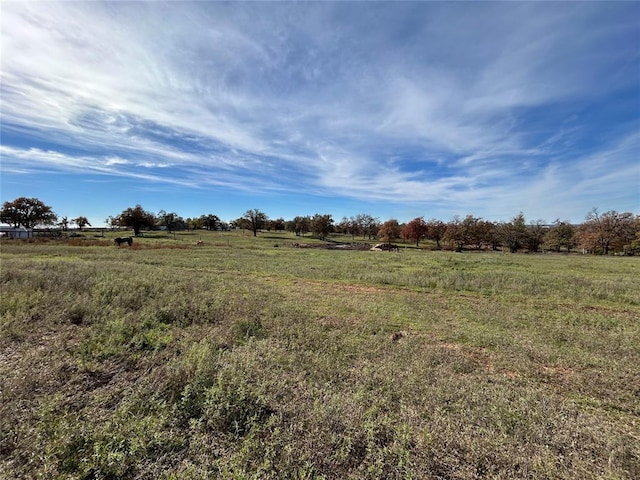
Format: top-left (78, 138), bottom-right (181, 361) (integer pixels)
top-left (378, 219), bottom-right (401, 244)
top-left (476, 219), bottom-right (497, 250)
top-left (579, 209), bottom-right (637, 254)
top-left (0, 197), bottom-right (57, 228)
top-left (444, 217), bottom-right (462, 251)
top-left (485, 221), bottom-right (502, 251)
top-left (445, 215), bottom-right (484, 251)
top-left (463, 216), bottom-right (488, 250)
top-left (526, 219), bottom-right (547, 253)
top-left (402, 217), bottom-right (428, 246)
top-left (425, 219), bottom-right (447, 250)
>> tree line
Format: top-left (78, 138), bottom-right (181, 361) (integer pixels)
top-left (1, 197), bottom-right (638, 255)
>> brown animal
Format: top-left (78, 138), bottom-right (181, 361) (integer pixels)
top-left (196, 240), bottom-right (204, 246)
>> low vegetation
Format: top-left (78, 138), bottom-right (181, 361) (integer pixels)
top-left (1, 230), bottom-right (639, 479)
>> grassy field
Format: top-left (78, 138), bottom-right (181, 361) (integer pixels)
top-left (1, 231), bottom-right (639, 479)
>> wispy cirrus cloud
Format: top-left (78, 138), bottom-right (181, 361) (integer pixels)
top-left (1, 1), bottom-right (638, 221)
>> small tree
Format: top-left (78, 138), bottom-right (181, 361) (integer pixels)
top-left (0, 197), bottom-right (57, 228)
top-left (243, 209), bottom-right (268, 237)
top-left (347, 216), bottom-right (363, 239)
top-left (475, 219), bottom-right (497, 250)
top-left (72, 216), bottom-right (91, 231)
top-left (271, 218), bottom-right (286, 232)
top-left (444, 216), bottom-right (467, 252)
top-left (525, 219), bottom-right (547, 253)
top-left (198, 214), bottom-right (220, 231)
top-left (105, 216), bottom-right (120, 230)
top-left (402, 217), bottom-right (428, 246)
top-left (581, 208), bottom-right (637, 255)
top-left (462, 215), bottom-right (484, 250)
top-left (626, 220), bottom-right (640, 255)
top-left (378, 219), bottom-right (401, 244)
top-left (158, 210), bottom-right (181, 233)
top-left (335, 217), bottom-right (350, 236)
top-left (310, 214), bottom-right (334, 240)
top-left (288, 216), bottom-right (310, 236)
top-left (500, 213), bottom-right (528, 253)
top-left (115, 205), bottom-right (156, 236)
top-left (545, 220), bottom-right (575, 253)
top-left (425, 219), bottom-right (447, 250)
top-left (355, 213), bottom-right (379, 240)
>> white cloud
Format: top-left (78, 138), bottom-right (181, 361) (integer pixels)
top-left (104, 157), bottom-right (130, 166)
top-left (1, 1), bottom-right (638, 221)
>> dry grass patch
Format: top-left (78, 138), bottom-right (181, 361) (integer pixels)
top-left (1, 241), bottom-right (638, 479)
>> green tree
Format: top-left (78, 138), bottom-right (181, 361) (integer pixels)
top-left (356, 213), bottom-right (380, 240)
top-left (72, 216), bottom-right (91, 231)
top-left (271, 218), bottom-right (286, 231)
top-left (500, 213), bottom-right (528, 253)
top-left (0, 197), bottom-right (57, 228)
top-left (157, 210), bottom-right (182, 233)
top-left (287, 216), bottom-right (311, 236)
top-left (58, 216), bottom-right (69, 232)
top-left (310, 214), bottom-right (334, 240)
top-left (545, 220), bottom-right (575, 253)
top-left (116, 205), bottom-right (156, 236)
top-left (243, 209), bottom-right (268, 237)
top-left (199, 214), bottom-right (221, 231)
top-left (626, 217), bottom-right (640, 255)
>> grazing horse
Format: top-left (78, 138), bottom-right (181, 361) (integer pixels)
top-left (114, 237), bottom-right (133, 246)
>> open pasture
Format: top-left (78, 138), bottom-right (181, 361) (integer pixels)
top-left (1, 231), bottom-right (639, 479)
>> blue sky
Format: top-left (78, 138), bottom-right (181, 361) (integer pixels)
top-left (1, 1), bottom-right (639, 227)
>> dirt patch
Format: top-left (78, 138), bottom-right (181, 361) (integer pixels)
top-left (540, 364), bottom-right (576, 380)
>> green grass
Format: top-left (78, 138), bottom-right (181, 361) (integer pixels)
top-left (1, 231), bottom-right (639, 479)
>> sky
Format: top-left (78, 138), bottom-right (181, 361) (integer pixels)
top-left (1, 1), bottom-right (639, 227)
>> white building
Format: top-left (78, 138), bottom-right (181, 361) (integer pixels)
top-left (0, 225), bottom-right (33, 239)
